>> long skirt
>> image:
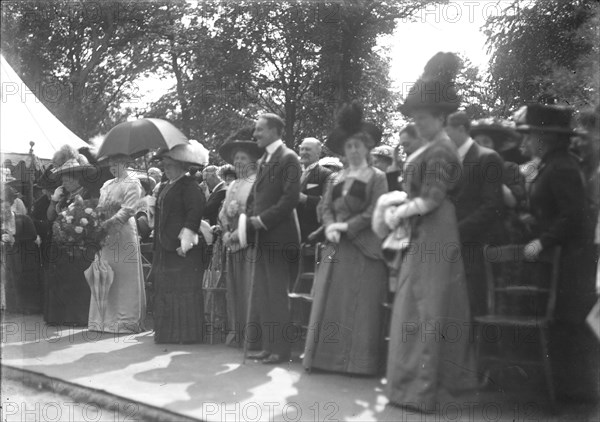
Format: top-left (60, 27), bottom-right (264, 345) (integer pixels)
top-left (386, 199), bottom-right (477, 412)
top-left (225, 248), bottom-right (260, 348)
top-left (308, 237), bottom-right (388, 375)
top-left (45, 245), bottom-right (93, 326)
top-left (2, 239), bottom-right (43, 314)
top-left (152, 246), bottom-right (206, 344)
top-left (88, 218), bottom-right (146, 333)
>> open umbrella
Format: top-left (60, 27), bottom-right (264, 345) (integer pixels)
top-left (97, 118), bottom-right (188, 160)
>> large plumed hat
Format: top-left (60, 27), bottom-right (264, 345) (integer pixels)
top-left (399, 52), bottom-right (462, 117)
top-left (52, 158), bottom-right (97, 179)
top-left (325, 101), bottom-right (382, 156)
top-left (218, 126), bottom-right (262, 164)
top-left (513, 104), bottom-right (575, 135)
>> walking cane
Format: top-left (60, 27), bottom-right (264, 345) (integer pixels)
top-left (242, 222), bottom-right (259, 364)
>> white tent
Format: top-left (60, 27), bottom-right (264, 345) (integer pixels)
top-left (0, 55), bottom-right (88, 162)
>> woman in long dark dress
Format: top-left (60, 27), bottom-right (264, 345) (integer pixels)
top-left (152, 150), bottom-right (208, 344)
top-left (303, 101), bottom-right (389, 376)
top-left (45, 158), bottom-right (96, 326)
top-left (515, 104), bottom-right (598, 403)
top-left (377, 53), bottom-right (477, 412)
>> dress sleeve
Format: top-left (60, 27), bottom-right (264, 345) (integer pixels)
top-left (111, 180), bottom-right (143, 224)
top-left (387, 145), bottom-right (457, 225)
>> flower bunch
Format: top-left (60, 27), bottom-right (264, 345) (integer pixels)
top-left (52, 196), bottom-right (109, 250)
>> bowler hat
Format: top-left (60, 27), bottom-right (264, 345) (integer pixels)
top-left (514, 104), bottom-right (575, 135)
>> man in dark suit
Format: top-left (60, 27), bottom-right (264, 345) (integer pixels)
top-left (201, 165), bottom-right (227, 226)
top-left (446, 111), bottom-right (505, 318)
top-left (246, 113), bottom-right (302, 364)
top-left (296, 137), bottom-right (332, 243)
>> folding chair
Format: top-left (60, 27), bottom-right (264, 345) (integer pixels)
top-left (474, 244), bottom-right (561, 402)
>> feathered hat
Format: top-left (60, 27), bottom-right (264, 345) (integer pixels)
top-left (325, 101), bottom-right (382, 156)
top-left (399, 52), bottom-right (462, 117)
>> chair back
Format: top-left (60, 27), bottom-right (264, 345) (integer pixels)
top-left (482, 244), bottom-right (561, 321)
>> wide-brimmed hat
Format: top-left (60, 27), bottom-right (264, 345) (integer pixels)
top-left (218, 126), bottom-right (262, 164)
top-left (155, 140), bottom-right (209, 166)
top-left (34, 166), bottom-right (61, 190)
top-left (371, 145), bottom-right (394, 160)
top-left (318, 156), bottom-right (343, 171)
top-left (52, 158), bottom-right (97, 179)
top-left (470, 118), bottom-right (521, 149)
top-left (513, 104), bottom-right (575, 135)
top-left (399, 52), bottom-right (462, 117)
top-left (326, 101), bottom-right (382, 156)
top-left (219, 140), bottom-right (262, 164)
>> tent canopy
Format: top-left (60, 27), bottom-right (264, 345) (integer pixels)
top-left (1, 55), bottom-right (89, 161)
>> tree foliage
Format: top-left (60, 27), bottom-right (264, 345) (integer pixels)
top-left (483, 0), bottom-right (599, 115)
top-left (1, 1), bottom-right (162, 140)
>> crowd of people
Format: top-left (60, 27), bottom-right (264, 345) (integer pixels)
top-left (1, 51), bottom-right (598, 412)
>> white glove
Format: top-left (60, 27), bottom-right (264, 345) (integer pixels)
top-left (51, 186), bottom-right (65, 202)
top-left (325, 224), bottom-right (341, 243)
top-left (378, 191), bottom-right (407, 207)
top-left (178, 227), bottom-right (198, 255)
top-left (524, 239), bottom-right (542, 261)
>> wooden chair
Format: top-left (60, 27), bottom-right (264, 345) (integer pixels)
top-left (289, 242), bottom-right (325, 334)
top-left (474, 244), bottom-right (561, 402)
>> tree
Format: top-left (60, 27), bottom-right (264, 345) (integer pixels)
top-left (1, 1), bottom-right (160, 140)
top-left (483, 0), bottom-right (599, 114)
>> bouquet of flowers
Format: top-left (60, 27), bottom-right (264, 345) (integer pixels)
top-left (52, 196), bottom-right (109, 251)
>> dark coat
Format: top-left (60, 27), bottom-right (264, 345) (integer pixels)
top-left (247, 144), bottom-right (302, 249)
top-left (296, 164), bottom-right (332, 242)
top-left (529, 146), bottom-right (593, 323)
top-left (155, 176), bottom-right (205, 252)
top-left (454, 142), bottom-right (505, 245)
top-left (204, 181), bottom-right (227, 226)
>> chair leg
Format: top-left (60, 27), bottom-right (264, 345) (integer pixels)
top-left (539, 327), bottom-right (555, 403)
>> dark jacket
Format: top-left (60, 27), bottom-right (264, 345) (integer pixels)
top-left (454, 142), bottom-right (505, 245)
top-left (296, 164), bottom-right (332, 242)
top-left (204, 181), bottom-right (227, 226)
top-left (529, 147), bottom-right (586, 249)
top-left (155, 176), bottom-right (205, 252)
top-left (247, 144), bottom-right (302, 249)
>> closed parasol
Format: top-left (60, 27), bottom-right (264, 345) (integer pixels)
top-left (84, 254), bottom-right (115, 329)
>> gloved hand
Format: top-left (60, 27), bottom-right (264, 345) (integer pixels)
top-left (51, 186), bottom-right (65, 202)
top-left (178, 227), bottom-right (198, 256)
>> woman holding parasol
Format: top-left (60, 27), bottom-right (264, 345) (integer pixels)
top-left (86, 153), bottom-right (146, 334)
